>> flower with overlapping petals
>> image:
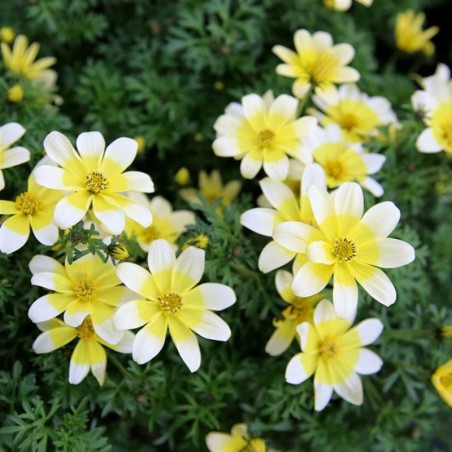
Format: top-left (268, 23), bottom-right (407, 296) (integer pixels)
top-left (32, 317), bottom-right (134, 385)
top-left (241, 163), bottom-right (326, 273)
top-left (324, 0), bottom-right (373, 12)
top-left (28, 253), bottom-right (133, 345)
top-left (274, 182), bottom-right (415, 320)
top-left (395, 10), bottom-right (439, 56)
top-left (0, 173), bottom-right (63, 254)
top-left (34, 131), bottom-right (154, 234)
top-left (311, 84), bottom-right (398, 143)
top-left (213, 91), bottom-right (317, 180)
top-left (411, 64), bottom-right (452, 155)
top-left (265, 270), bottom-right (322, 356)
top-left (286, 299), bottom-right (383, 411)
top-left (206, 423), bottom-right (267, 452)
top-left (114, 239), bottom-right (236, 372)
top-left (0, 122), bottom-right (30, 191)
top-left (273, 30), bottom-right (359, 99)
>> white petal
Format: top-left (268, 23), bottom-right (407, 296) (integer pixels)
top-left (301, 163), bottom-right (326, 194)
top-left (32, 221), bottom-right (58, 246)
top-left (194, 283), bottom-right (236, 310)
top-left (242, 93), bottom-right (266, 124)
top-left (114, 300), bottom-right (153, 330)
top-left (172, 246), bottom-right (205, 293)
top-left (116, 263), bottom-right (150, 297)
top-left (269, 94), bottom-right (298, 123)
top-left (258, 241), bottom-right (295, 273)
top-left (147, 239), bottom-right (176, 275)
top-left (33, 166), bottom-right (66, 190)
top-left (240, 153), bottom-right (262, 179)
top-left (416, 128), bottom-right (442, 153)
top-left (64, 309), bottom-right (90, 328)
top-left (103, 137), bottom-right (137, 172)
top-left (285, 353), bottom-right (313, 384)
top-left (273, 221), bottom-right (315, 253)
top-left (54, 196), bottom-right (90, 230)
top-left (133, 319), bottom-right (167, 364)
top-left (292, 262), bottom-right (333, 297)
top-left (0, 122), bottom-right (26, 149)
top-left (358, 202), bottom-right (400, 238)
top-left (93, 318), bottom-right (124, 345)
top-left (307, 241), bottom-right (335, 264)
top-left (355, 318), bottom-right (384, 345)
top-left (263, 156), bottom-right (289, 181)
top-left (355, 348), bottom-right (383, 375)
top-left (76, 131), bottom-right (105, 161)
top-left (0, 221), bottom-right (29, 253)
top-left (259, 177), bottom-right (298, 213)
top-left (43, 131), bottom-right (77, 166)
top-left (92, 202), bottom-right (125, 235)
top-left (363, 154), bottom-right (386, 174)
top-left (29, 255), bottom-right (63, 275)
top-left (334, 182), bottom-right (363, 220)
top-left (307, 185), bottom-right (335, 229)
top-left (333, 276), bottom-right (358, 322)
top-left (168, 319), bottom-right (201, 373)
top-left (361, 177), bottom-right (384, 197)
top-left (28, 295), bottom-right (64, 323)
top-left (113, 331), bottom-right (135, 353)
top-left (374, 238), bottom-right (415, 268)
top-left (120, 172), bottom-right (154, 192)
top-left (184, 311), bottom-right (231, 341)
top-left (68, 361), bottom-right (90, 385)
top-left (313, 299), bottom-right (337, 325)
top-left (0, 146), bottom-right (30, 169)
top-left (91, 360), bottom-right (107, 386)
top-left (212, 136), bottom-right (243, 157)
top-left (240, 208), bottom-right (277, 236)
top-left (333, 372), bottom-right (363, 406)
top-left (314, 380), bottom-right (333, 411)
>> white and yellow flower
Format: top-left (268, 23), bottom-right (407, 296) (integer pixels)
top-left (0, 122), bottom-right (30, 191)
top-left (286, 299), bottom-right (383, 411)
top-left (304, 125), bottom-right (386, 196)
top-left (395, 10), bottom-right (439, 56)
top-left (324, 0), bottom-right (373, 12)
top-left (265, 270), bottom-right (322, 356)
top-left (411, 64), bottom-right (452, 155)
top-left (241, 163), bottom-right (326, 273)
top-left (125, 194), bottom-right (195, 252)
top-left (0, 173), bottom-right (63, 253)
top-left (431, 359), bottom-right (452, 407)
top-left (274, 182), bottom-right (415, 319)
top-left (114, 239), bottom-right (236, 372)
top-left (206, 423), bottom-right (267, 452)
top-left (32, 317), bottom-right (134, 385)
top-left (212, 91), bottom-right (317, 180)
top-left (311, 84), bottom-right (398, 143)
top-left (273, 30), bottom-right (359, 99)
top-left (28, 253), bottom-right (133, 344)
top-left (33, 131), bottom-right (154, 234)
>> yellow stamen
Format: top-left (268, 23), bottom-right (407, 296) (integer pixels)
top-left (283, 298), bottom-right (313, 322)
top-left (318, 339), bottom-right (338, 360)
top-left (257, 129), bottom-right (275, 148)
top-left (76, 317), bottom-right (95, 340)
top-left (325, 160), bottom-right (344, 180)
top-left (15, 192), bottom-right (41, 215)
top-left (73, 279), bottom-right (96, 302)
top-left (85, 172), bottom-right (108, 194)
top-left (141, 225), bottom-right (159, 243)
top-left (332, 237), bottom-right (357, 262)
top-left (159, 292), bottom-right (183, 315)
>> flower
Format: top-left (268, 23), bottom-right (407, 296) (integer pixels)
top-left (395, 10), bottom-right (439, 56)
top-left (7, 84), bottom-right (24, 103)
top-left (323, 0), bottom-right (373, 11)
top-left (124, 194), bottom-right (195, 252)
top-left (175, 167), bottom-right (190, 185)
top-left (28, 253), bottom-right (133, 345)
top-left (265, 270), bottom-right (322, 356)
top-left (0, 27), bottom-right (15, 43)
top-left (273, 182), bottom-right (415, 319)
top-left (286, 299), bottom-right (383, 411)
top-left (1, 34), bottom-right (56, 80)
top-left (240, 163), bottom-right (326, 273)
top-left (114, 239), bottom-right (236, 372)
top-left (303, 125), bottom-right (386, 196)
top-left (33, 131), bottom-right (154, 234)
top-left (107, 243), bottom-right (129, 261)
top-left (0, 173), bottom-right (63, 254)
top-left (0, 122), bottom-right (30, 191)
top-left (440, 326), bottom-right (452, 339)
top-left (180, 170), bottom-right (241, 208)
top-left (212, 91), bottom-right (317, 180)
top-left (206, 423), bottom-right (267, 452)
top-left (431, 360), bottom-right (452, 407)
top-left (411, 64), bottom-right (452, 155)
top-left (182, 233), bottom-right (210, 251)
top-left (32, 317), bottom-right (134, 385)
top-left (311, 84), bottom-right (398, 143)
top-left (273, 30), bottom-right (359, 99)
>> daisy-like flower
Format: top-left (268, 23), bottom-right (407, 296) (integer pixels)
top-left (206, 423), bottom-right (267, 452)
top-left (32, 317), bottom-right (134, 385)
top-left (304, 125), bottom-right (386, 196)
top-left (241, 163), bottom-right (326, 273)
top-left (323, 0), bottom-right (373, 11)
top-left (28, 253), bottom-right (134, 345)
top-left (431, 359), bottom-right (452, 407)
top-left (395, 10), bottom-right (439, 56)
top-left (274, 182), bottom-right (415, 319)
top-left (1, 34), bottom-right (56, 81)
top-left (273, 30), bottom-right (359, 99)
top-left (33, 131), bottom-right (154, 234)
top-left (0, 173), bottom-right (63, 254)
top-left (265, 270), bottom-right (322, 356)
top-left (286, 299), bottom-right (383, 411)
top-left (411, 64), bottom-right (452, 155)
top-left (125, 194), bottom-right (195, 252)
top-left (311, 84), bottom-right (398, 143)
top-left (113, 239), bottom-right (236, 372)
top-left (180, 170), bottom-right (241, 216)
top-left (0, 122), bottom-right (30, 191)
top-left (212, 91), bottom-right (317, 180)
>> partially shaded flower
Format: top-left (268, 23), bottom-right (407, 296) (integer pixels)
top-left (0, 27), bottom-right (15, 43)
top-left (175, 167), bottom-right (190, 185)
top-left (431, 359), bottom-right (452, 407)
top-left (206, 423), bottom-right (267, 452)
top-left (7, 84), bottom-right (24, 103)
top-left (324, 0), bottom-right (373, 12)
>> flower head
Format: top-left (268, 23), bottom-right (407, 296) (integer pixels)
top-left (286, 299), bottom-right (383, 411)
top-left (0, 27), bottom-right (15, 43)
top-left (0, 122), bottom-right (30, 191)
top-left (273, 30), bottom-right (359, 99)
top-left (33, 131), bottom-right (154, 234)
top-left (7, 84), bottom-right (24, 103)
top-left (175, 167), bottom-right (190, 185)
top-left (395, 10), bottom-right (439, 56)
top-left (432, 360), bottom-right (452, 407)
top-left (213, 91), bottom-right (317, 180)
top-left (265, 270), bottom-right (322, 356)
top-left (114, 239), bottom-right (236, 372)
top-left (28, 253), bottom-right (133, 345)
top-left (274, 182), bottom-right (415, 319)
top-left (324, 0), bottom-right (373, 11)
top-left (206, 423), bottom-right (267, 452)
top-left (32, 317), bottom-right (134, 385)
top-left (1, 34), bottom-right (56, 80)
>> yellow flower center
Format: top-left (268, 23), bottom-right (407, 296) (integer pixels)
top-left (339, 112), bottom-right (359, 131)
top-left (159, 292), bottom-right (183, 315)
top-left (325, 159), bottom-right (344, 180)
top-left (332, 237), bottom-right (357, 262)
top-left (73, 279), bottom-right (96, 302)
top-left (304, 52), bottom-right (339, 85)
top-left (85, 171), bottom-right (109, 194)
top-left (240, 438), bottom-right (266, 452)
top-left (283, 297), bottom-right (314, 323)
top-left (440, 374), bottom-right (452, 389)
top-left (15, 192), bottom-right (42, 215)
top-left (76, 317), bottom-right (95, 340)
top-left (318, 339), bottom-right (338, 360)
top-left (141, 225), bottom-right (160, 243)
top-left (257, 128), bottom-right (275, 149)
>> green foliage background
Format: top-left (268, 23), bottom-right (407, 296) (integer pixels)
top-left (0, 0), bottom-right (451, 450)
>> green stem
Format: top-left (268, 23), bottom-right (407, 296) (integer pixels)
top-left (296, 85), bottom-right (314, 117)
top-left (109, 353), bottom-right (133, 380)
